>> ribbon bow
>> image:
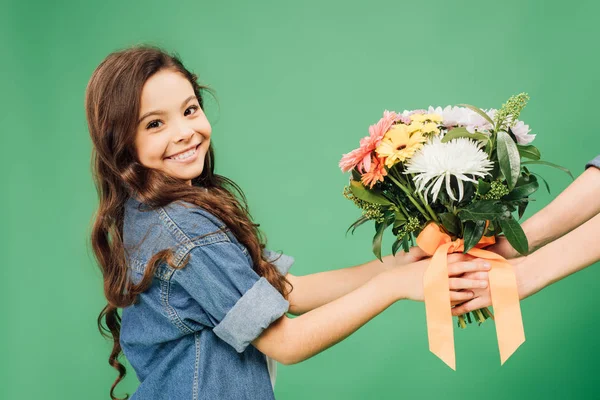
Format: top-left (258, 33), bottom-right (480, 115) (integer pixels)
top-left (416, 222), bottom-right (525, 370)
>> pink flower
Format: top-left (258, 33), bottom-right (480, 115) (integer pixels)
top-left (339, 110), bottom-right (402, 173)
top-left (361, 156), bottom-right (388, 189)
top-left (511, 120), bottom-right (536, 144)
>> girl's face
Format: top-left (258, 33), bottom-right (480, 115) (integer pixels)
top-left (135, 69), bottom-right (212, 185)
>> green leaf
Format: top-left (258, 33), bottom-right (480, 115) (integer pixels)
top-left (402, 235), bottom-right (410, 252)
top-left (484, 220), bottom-right (496, 236)
top-left (496, 130), bottom-right (521, 190)
top-left (498, 217), bottom-right (529, 255)
top-left (518, 201), bottom-right (528, 219)
top-left (372, 212), bottom-right (395, 262)
top-left (351, 169), bottom-right (362, 182)
top-left (393, 221), bottom-right (405, 232)
top-left (476, 179), bottom-right (491, 196)
top-left (346, 215), bottom-right (370, 236)
top-left (522, 160), bottom-right (574, 180)
top-left (439, 212), bottom-right (461, 236)
top-left (441, 127), bottom-right (489, 144)
top-left (515, 172), bottom-right (532, 186)
top-left (517, 144), bottom-right (541, 160)
top-left (502, 177), bottom-right (539, 200)
top-left (392, 237), bottom-right (403, 256)
top-left (531, 172), bottom-right (551, 194)
top-left (372, 220), bottom-right (387, 262)
top-left (458, 200), bottom-right (508, 221)
top-left (463, 220), bottom-right (486, 253)
top-left (394, 210), bottom-right (407, 223)
top-left (350, 179), bottom-right (393, 205)
top-left (457, 103), bottom-right (495, 126)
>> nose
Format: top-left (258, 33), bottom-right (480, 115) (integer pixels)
top-left (175, 124), bottom-right (195, 143)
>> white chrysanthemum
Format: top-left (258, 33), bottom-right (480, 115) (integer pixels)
top-left (427, 105), bottom-right (470, 128)
top-left (404, 136), bottom-right (494, 203)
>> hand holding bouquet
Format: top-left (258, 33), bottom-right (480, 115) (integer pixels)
top-left (339, 94), bottom-right (572, 369)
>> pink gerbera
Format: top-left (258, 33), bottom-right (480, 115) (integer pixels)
top-left (339, 110), bottom-right (402, 173)
top-left (361, 155), bottom-right (387, 189)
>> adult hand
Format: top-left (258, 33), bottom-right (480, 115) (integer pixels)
top-left (450, 256), bottom-right (529, 316)
top-left (397, 253), bottom-right (491, 303)
top-left (485, 235), bottom-right (520, 260)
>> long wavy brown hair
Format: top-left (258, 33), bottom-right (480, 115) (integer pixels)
top-left (85, 44), bottom-right (293, 400)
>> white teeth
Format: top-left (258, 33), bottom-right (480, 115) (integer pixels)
top-left (170, 147), bottom-right (196, 160)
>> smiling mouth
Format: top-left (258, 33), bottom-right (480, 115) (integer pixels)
top-left (166, 142), bottom-right (202, 161)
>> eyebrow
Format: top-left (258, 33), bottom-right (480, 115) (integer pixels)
top-left (138, 95), bottom-right (198, 125)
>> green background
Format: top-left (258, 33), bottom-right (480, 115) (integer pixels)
top-left (2, 0), bottom-right (599, 399)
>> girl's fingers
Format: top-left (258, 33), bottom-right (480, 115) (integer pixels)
top-left (448, 259), bottom-right (491, 276)
top-left (407, 246), bottom-right (430, 261)
top-left (449, 276), bottom-right (488, 290)
top-left (450, 290), bottom-right (474, 302)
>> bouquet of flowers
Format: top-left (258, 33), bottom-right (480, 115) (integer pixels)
top-left (339, 93), bottom-right (571, 368)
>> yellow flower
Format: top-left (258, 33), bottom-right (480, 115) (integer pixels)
top-left (375, 124), bottom-right (427, 167)
top-left (407, 121), bottom-right (424, 132)
top-left (426, 113), bottom-right (442, 123)
top-left (422, 122), bottom-right (440, 135)
top-left (409, 113), bottom-right (442, 123)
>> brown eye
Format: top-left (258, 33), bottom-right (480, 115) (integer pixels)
top-left (185, 105), bottom-right (199, 116)
top-left (146, 120), bottom-right (162, 130)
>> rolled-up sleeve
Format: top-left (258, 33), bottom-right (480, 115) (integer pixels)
top-left (173, 242), bottom-right (290, 353)
top-left (586, 155), bottom-right (600, 170)
top-left (263, 248), bottom-right (295, 276)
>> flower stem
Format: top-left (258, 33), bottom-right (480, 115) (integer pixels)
top-left (481, 307), bottom-right (495, 321)
top-left (392, 167), bottom-right (441, 225)
top-left (386, 173), bottom-right (431, 222)
top-left (415, 189), bottom-right (441, 225)
top-left (396, 203), bottom-right (410, 220)
top-left (474, 309), bottom-right (485, 324)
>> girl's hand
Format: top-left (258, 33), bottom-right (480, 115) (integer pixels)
top-left (450, 256), bottom-right (529, 316)
top-left (392, 246), bottom-right (430, 266)
top-left (397, 253), bottom-right (491, 303)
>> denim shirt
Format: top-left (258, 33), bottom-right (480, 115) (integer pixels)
top-left (120, 196), bottom-right (294, 399)
top-left (586, 155), bottom-right (600, 170)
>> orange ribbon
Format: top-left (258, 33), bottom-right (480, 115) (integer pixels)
top-left (416, 222), bottom-right (525, 370)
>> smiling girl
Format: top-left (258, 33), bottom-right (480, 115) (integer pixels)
top-left (86, 45), bottom-right (488, 400)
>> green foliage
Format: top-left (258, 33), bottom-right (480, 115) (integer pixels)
top-left (494, 92), bottom-right (530, 130)
top-left (496, 130), bottom-right (521, 190)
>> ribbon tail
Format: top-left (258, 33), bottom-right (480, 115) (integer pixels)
top-left (468, 248), bottom-right (526, 365)
top-left (423, 243), bottom-right (456, 370)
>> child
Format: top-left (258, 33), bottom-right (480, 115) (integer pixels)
top-left (85, 45), bottom-right (490, 400)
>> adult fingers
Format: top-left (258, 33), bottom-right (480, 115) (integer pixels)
top-left (450, 290), bottom-right (474, 303)
top-left (460, 271), bottom-right (491, 280)
top-left (448, 259), bottom-right (491, 276)
top-left (449, 276), bottom-right (488, 290)
top-left (451, 298), bottom-right (489, 316)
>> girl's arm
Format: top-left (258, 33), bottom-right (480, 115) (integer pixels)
top-left (286, 247), bottom-right (429, 315)
top-left (451, 211), bottom-right (600, 316)
top-left (253, 258), bottom-right (489, 365)
top-left (490, 166), bottom-right (600, 258)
